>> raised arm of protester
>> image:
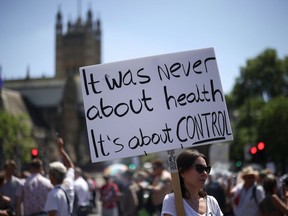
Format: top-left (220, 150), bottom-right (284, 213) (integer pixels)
top-left (57, 137), bottom-right (74, 169)
top-left (44, 137), bottom-right (75, 216)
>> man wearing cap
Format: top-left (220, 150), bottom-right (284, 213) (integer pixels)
top-left (230, 166), bottom-right (265, 216)
top-left (44, 137), bottom-right (75, 216)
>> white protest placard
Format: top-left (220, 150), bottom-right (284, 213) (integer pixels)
top-left (79, 48), bottom-right (233, 163)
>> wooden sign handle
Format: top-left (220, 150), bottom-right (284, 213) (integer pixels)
top-left (167, 150), bottom-right (186, 216)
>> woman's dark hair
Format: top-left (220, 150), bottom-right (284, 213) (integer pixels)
top-left (177, 149), bottom-right (208, 199)
top-left (283, 176), bottom-right (288, 187)
top-left (263, 174), bottom-right (277, 194)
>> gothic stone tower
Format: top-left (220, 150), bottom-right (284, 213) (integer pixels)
top-left (55, 9), bottom-right (101, 79)
top-left (55, 9), bottom-right (101, 164)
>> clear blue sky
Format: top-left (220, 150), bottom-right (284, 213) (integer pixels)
top-left (0, 0), bottom-right (287, 94)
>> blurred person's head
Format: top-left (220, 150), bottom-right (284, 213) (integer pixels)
top-left (133, 170), bottom-right (148, 182)
top-left (30, 158), bottom-right (43, 173)
top-left (103, 174), bottom-right (112, 183)
top-left (48, 161), bottom-right (67, 185)
top-left (75, 167), bottom-right (82, 179)
top-left (22, 170), bottom-right (31, 178)
top-left (151, 159), bottom-right (165, 177)
top-left (282, 176), bottom-right (288, 194)
top-left (241, 166), bottom-right (258, 189)
top-left (0, 171), bottom-right (5, 186)
top-left (263, 174), bottom-right (277, 194)
top-left (258, 169), bottom-right (271, 184)
top-left (4, 160), bottom-right (17, 178)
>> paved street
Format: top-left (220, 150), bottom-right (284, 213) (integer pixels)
top-left (84, 197), bottom-right (102, 216)
top-left (88, 173), bottom-right (103, 216)
top-left (88, 202), bottom-right (101, 216)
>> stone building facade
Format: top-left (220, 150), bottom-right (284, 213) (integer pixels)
top-left (3, 9), bottom-right (102, 166)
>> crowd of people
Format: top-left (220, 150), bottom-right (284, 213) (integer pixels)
top-left (0, 137), bottom-right (97, 216)
top-left (1, 141), bottom-right (288, 216)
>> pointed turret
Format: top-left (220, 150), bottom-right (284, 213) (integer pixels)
top-left (56, 8), bottom-right (62, 35)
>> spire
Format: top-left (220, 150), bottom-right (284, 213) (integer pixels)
top-left (0, 66), bottom-right (3, 111)
top-left (25, 65), bottom-right (30, 80)
top-left (56, 5), bottom-right (62, 23)
top-left (56, 6), bottom-right (62, 35)
top-left (86, 8), bottom-right (93, 31)
top-left (0, 66), bottom-right (3, 89)
top-left (87, 8), bottom-right (92, 21)
top-left (77, 0), bottom-right (82, 19)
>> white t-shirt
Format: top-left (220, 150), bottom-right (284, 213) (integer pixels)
top-left (233, 184), bottom-right (264, 216)
top-left (161, 193), bottom-right (223, 216)
top-left (74, 176), bottom-right (91, 206)
top-left (44, 168), bottom-right (75, 216)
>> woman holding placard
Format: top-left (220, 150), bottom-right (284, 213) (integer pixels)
top-left (161, 149), bottom-right (223, 216)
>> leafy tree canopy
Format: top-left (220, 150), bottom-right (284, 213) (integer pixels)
top-left (0, 111), bottom-right (34, 163)
top-left (227, 49), bottom-right (288, 171)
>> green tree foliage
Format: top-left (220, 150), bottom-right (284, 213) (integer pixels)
top-left (231, 49), bottom-right (287, 106)
top-left (257, 96), bottom-right (288, 172)
top-left (228, 98), bottom-right (265, 160)
top-left (228, 48), bottom-right (288, 169)
top-left (0, 111), bottom-right (34, 163)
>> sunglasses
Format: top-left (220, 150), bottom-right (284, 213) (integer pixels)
top-left (193, 164), bottom-right (211, 174)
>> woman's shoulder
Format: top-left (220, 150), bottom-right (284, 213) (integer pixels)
top-left (164, 192), bottom-right (175, 200)
top-left (206, 195), bottom-right (218, 202)
top-left (163, 192), bottom-right (177, 205)
top-left (206, 195), bottom-right (224, 215)
top-left (206, 195), bottom-right (221, 207)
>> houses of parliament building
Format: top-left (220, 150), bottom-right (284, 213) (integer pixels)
top-left (1, 8), bottom-right (101, 168)
top-left (0, 7), bottom-right (211, 172)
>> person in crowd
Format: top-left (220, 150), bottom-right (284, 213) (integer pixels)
top-left (44, 137), bottom-right (75, 216)
top-left (87, 175), bottom-right (98, 213)
top-left (281, 176), bottom-right (288, 206)
top-left (219, 173), bottom-right (235, 216)
top-left (161, 149), bottom-right (223, 216)
top-left (100, 175), bottom-right (120, 216)
top-left (259, 174), bottom-right (288, 216)
top-left (73, 167), bottom-right (91, 216)
top-left (16, 158), bottom-right (53, 216)
top-left (205, 174), bottom-right (226, 213)
top-left (0, 171), bottom-right (12, 216)
top-left (230, 166), bottom-right (264, 216)
top-left (20, 171), bottom-right (31, 179)
top-left (118, 170), bottom-right (140, 216)
top-left (257, 169), bottom-right (271, 185)
top-left (147, 159), bottom-right (172, 216)
top-left (0, 160), bottom-right (22, 215)
top-left (133, 170), bottom-right (150, 215)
